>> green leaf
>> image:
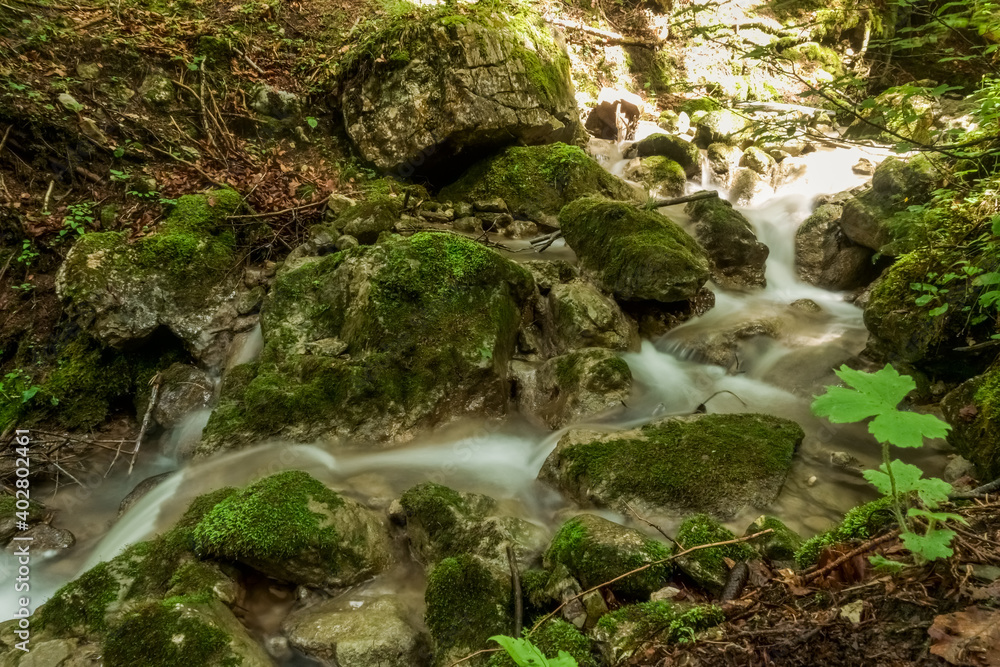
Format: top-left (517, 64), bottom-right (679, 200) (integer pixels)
top-left (549, 653), bottom-right (579, 667)
top-left (20, 386), bottom-right (38, 403)
top-left (490, 636), bottom-right (551, 666)
top-left (914, 294), bottom-right (935, 306)
top-left (868, 409), bottom-right (951, 447)
top-left (812, 365), bottom-right (913, 423)
top-left (306, 116), bottom-right (318, 129)
top-left (863, 461), bottom-right (953, 507)
top-left (928, 304), bottom-right (949, 317)
top-left (991, 215), bottom-right (1000, 236)
top-left (974, 272), bottom-right (1000, 286)
top-left (907, 508), bottom-right (967, 525)
top-left (869, 554), bottom-right (907, 572)
top-left (901, 527), bottom-right (956, 561)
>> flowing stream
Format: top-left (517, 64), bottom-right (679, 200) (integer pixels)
top-left (0, 124), bottom-right (954, 627)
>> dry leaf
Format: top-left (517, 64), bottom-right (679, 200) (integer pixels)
top-left (929, 607), bottom-right (1000, 666)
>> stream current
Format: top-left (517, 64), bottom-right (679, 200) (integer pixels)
top-left (0, 123), bottom-right (954, 634)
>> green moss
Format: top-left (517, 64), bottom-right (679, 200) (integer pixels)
top-left (679, 97), bottom-right (722, 115)
top-left (596, 601), bottom-right (724, 646)
top-left (676, 514), bottom-right (754, 574)
top-left (488, 619), bottom-right (597, 667)
top-left (746, 515), bottom-right (803, 562)
top-left (545, 515), bottom-right (671, 601)
top-left (103, 598), bottom-right (240, 667)
top-left (192, 470), bottom-right (346, 563)
top-left (558, 196), bottom-right (710, 303)
top-left (135, 190), bottom-right (242, 275)
top-left (399, 482), bottom-right (507, 562)
top-left (439, 143), bottom-right (637, 223)
top-left (629, 156), bottom-right (687, 195)
top-left (781, 42), bottom-right (844, 76)
top-left (425, 555), bottom-right (511, 662)
top-left (794, 496), bottom-right (896, 567)
top-left (37, 561), bottom-right (123, 636)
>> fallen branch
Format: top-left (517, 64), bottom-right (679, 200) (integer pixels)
top-left (950, 476), bottom-right (1000, 500)
top-left (233, 46), bottom-right (266, 75)
top-left (530, 230), bottom-right (562, 253)
top-left (624, 500), bottom-right (678, 546)
top-left (0, 125), bottom-right (10, 157)
top-left (545, 16), bottom-right (661, 46)
top-left (129, 373), bottom-right (160, 475)
top-left (803, 529), bottom-right (900, 582)
top-left (227, 194), bottom-right (331, 219)
top-left (649, 190), bottom-right (719, 207)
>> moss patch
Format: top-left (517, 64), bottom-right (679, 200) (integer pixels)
top-left (794, 496), bottom-right (896, 567)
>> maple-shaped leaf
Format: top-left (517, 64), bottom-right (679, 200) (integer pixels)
top-left (863, 460), bottom-right (953, 507)
top-left (901, 527), bottom-right (956, 561)
top-left (908, 508), bottom-right (968, 525)
top-left (869, 409), bottom-right (951, 447)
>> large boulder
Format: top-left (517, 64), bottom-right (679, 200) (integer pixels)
top-left (559, 197), bottom-right (710, 304)
top-left (795, 199), bottom-right (877, 290)
top-left (439, 143), bottom-right (637, 227)
top-left (284, 596), bottom-right (430, 667)
top-left (942, 362), bottom-right (1000, 480)
top-left (623, 156), bottom-right (687, 198)
top-left (623, 133), bottom-right (701, 178)
top-left (342, 6), bottom-right (580, 175)
top-left (55, 190), bottom-right (245, 364)
top-left (545, 278), bottom-right (636, 354)
top-left (684, 193), bottom-right (768, 289)
top-left (538, 413), bottom-right (804, 519)
top-left (198, 233), bottom-right (535, 453)
top-left (543, 514), bottom-right (672, 601)
top-left (693, 109), bottom-right (750, 148)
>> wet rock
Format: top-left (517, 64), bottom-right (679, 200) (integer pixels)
top-left (674, 515), bottom-right (754, 595)
top-left (544, 514), bottom-right (671, 601)
top-left (829, 451), bottom-right (862, 471)
top-left (539, 414), bottom-right (803, 519)
top-left (739, 146), bottom-right (776, 178)
top-left (473, 198), bottom-right (509, 214)
top-left (559, 197), bottom-right (710, 304)
top-left (585, 87), bottom-right (643, 140)
top-left (658, 110), bottom-right (691, 136)
top-left (761, 345), bottom-right (856, 397)
top-left (852, 157), bottom-right (875, 175)
top-left (283, 596), bottom-right (430, 667)
top-left (251, 84), bottom-right (299, 119)
top-left (943, 455), bottom-right (977, 483)
top-left (502, 219), bottom-right (538, 238)
top-left (623, 133), bottom-right (701, 178)
top-left (728, 167), bottom-right (773, 206)
top-left (685, 193), bottom-right (768, 289)
top-left (522, 259), bottom-right (578, 292)
top-left (547, 279), bottom-right (636, 353)
top-left (623, 156), bottom-right (687, 198)
top-left (795, 201), bottom-right (877, 290)
top-left (478, 212), bottom-right (513, 231)
top-left (706, 143), bottom-right (743, 188)
top-left (694, 109), bottom-right (750, 148)
top-left (452, 216), bottom-right (482, 233)
top-left (235, 285), bottom-right (265, 315)
top-left (0, 497), bottom-right (44, 545)
top-left (668, 316), bottom-right (779, 371)
top-left (192, 471), bottom-right (392, 588)
top-left (199, 233), bottom-right (534, 452)
top-left (398, 482), bottom-right (546, 569)
top-left (343, 10), bottom-right (580, 176)
top-left (7, 523), bottom-right (74, 551)
top-left (118, 471), bottom-right (174, 518)
top-left (942, 363), bottom-right (1000, 480)
top-left (621, 287), bottom-right (715, 339)
top-left (744, 515), bottom-right (803, 563)
top-left (55, 190), bottom-right (243, 364)
top-left (440, 143), bottom-right (638, 227)
top-left (153, 363), bottom-right (213, 429)
top-left (336, 198), bottom-right (402, 244)
top-left (519, 348), bottom-right (632, 428)
top-left (335, 234), bottom-right (359, 250)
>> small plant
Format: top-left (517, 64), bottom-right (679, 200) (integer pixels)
top-left (11, 283), bottom-right (34, 293)
top-left (0, 369), bottom-right (41, 406)
top-left (490, 636), bottom-right (578, 667)
top-left (17, 239), bottom-right (38, 266)
top-left (59, 202), bottom-right (94, 240)
top-left (812, 365), bottom-right (965, 563)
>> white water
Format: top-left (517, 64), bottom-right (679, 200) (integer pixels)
top-left (1, 123), bottom-right (947, 624)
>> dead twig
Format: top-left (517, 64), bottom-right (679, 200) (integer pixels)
top-left (803, 530), bottom-right (900, 582)
top-left (0, 125), bottom-right (10, 157)
top-left (545, 16), bottom-right (661, 45)
top-left (227, 194), bottom-right (331, 219)
top-left (624, 500), bottom-right (678, 546)
top-left (129, 373), bottom-right (161, 475)
top-left (650, 190), bottom-right (720, 207)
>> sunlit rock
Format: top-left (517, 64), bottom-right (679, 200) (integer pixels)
top-left (684, 193), bottom-right (768, 289)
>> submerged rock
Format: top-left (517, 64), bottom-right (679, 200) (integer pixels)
top-left (559, 197), bottom-right (710, 304)
top-left (284, 596), bottom-right (430, 667)
top-left (519, 348), bottom-right (632, 428)
top-left (544, 514), bottom-right (671, 601)
top-left (684, 193), bottom-right (768, 289)
top-left (56, 190), bottom-right (245, 365)
top-left (538, 413), bottom-right (804, 518)
top-left (342, 7), bottom-right (580, 175)
top-left (199, 233), bottom-right (534, 452)
top-left (439, 143), bottom-right (637, 227)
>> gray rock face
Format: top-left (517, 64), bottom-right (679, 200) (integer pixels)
top-left (685, 194), bottom-right (768, 289)
top-left (153, 363), bottom-right (214, 428)
top-left (547, 279), bottom-right (636, 353)
top-left (343, 13), bottom-right (579, 175)
top-left (795, 201), bottom-right (877, 290)
top-left (284, 596), bottom-right (430, 667)
top-left (518, 348), bottom-right (632, 428)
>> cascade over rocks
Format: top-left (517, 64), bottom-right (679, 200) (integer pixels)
top-left (684, 193), bottom-right (769, 289)
top-left (342, 8), bottom-right (581, 176)
top-left (538, 413), bottom-right (804, 519)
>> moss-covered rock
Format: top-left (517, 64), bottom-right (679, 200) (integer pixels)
top-left (55, 189), bottom-right (245, 363)
top-left (398, 482), bottom-right (545, 569)
top-left (539, 413), bottom-right (804, 519)
top-left (794, 496), bottom-right (896, 567)
top-left (544, 514), bottom-right (672, 601)
top-left (685, 193), bottom-right (769, 289)
top-left (558, 197), bottom-right (710, 304)
top-left (487, 619), bottom-right (597, 667)
top-left (439, 143), bottom-right (637, 226)
top-left (795, 199), bottom-right (878, 291)
top-left (674, 514), bottom-right (755, 595)
top-left (192, 470), bottom-right (391, 587)
top-left (694, 110), bottom-right (751, 148)
top-left (342, 4), bottom-right (581, 175)
top-left (522, 348), bottom-right (633, 428)
top-left (745, 515), bottom-right (803, 563)
top-left (198, 232), bottom-right (535, 452)
top-left (546, 278), bottom-right (637, 354)
top-left (624, 134), bottom-right (701, 178)
top-left (942, 361), bottom-right (1000, 480)
top-left (624, 156), bottom-right (688, 198)
top-left (425, 554), bottom-right (512, 667)
top-left (593, 601), bottom-right (724, 664)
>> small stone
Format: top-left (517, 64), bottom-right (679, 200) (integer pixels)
top-left (943, 455), bottom-right (977, 483)
top-left (840, 600), bottom-right (864, 624)
top-left (807, 475), bottom-right (818, 487)
top-left (790, 298), bottom-right (822, 313)
top-left (140, 73), bottom-right (174, 108)
top-left (452, 216), bottom-right (481, 233)
top-left (418, 209), bottom-right (453, 222)
top-left (650, 586), bottom-right (683, 601)
top-left (852, 158), bottom-right (876, 175)
top-left (58, 93), bottom-right (83, 112)
top-left (830, 451), bottom-right (862, 470)
top-left (251, 84), bottom-right (299, 119)
top-left (473, 198), bottom-right (509, 214)
top-left (971, 564), bottom-right (1000, 583)
top-left (335, 235), bottom-right (359, 251)
top-left (453, 201), bottom-right (473, 218)
top-left (76, 62), bottom-right (101, 80)
top-left (502, 220), bottom-right (538, 238)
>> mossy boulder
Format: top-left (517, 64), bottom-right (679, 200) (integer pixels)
top-left (623, 156), bottom-right (688, 198)
top-left (519, 348), bottom-right (633, 428)
top-left (794, 497), bottom-right (896, 567)
top-left (283, 596), bottom-right (431, 667)
top-left (694, 110), bottom-right (751, 148)
top-left (544, 514), bottom-right (672, 601)
top-left (593, 601), bottom-right (724, 664)
top-left (336, 198), bottom-right (402, 244)
top-left (424, 554), bottom-right (512, 667)
top-left (342, 5), bottom-right (580, 175)
top-left (539, 413), bottom-right (804, 519)
top-left (558, 197), bottom-right (710, 304)
top-left (685, 193), bottom-right (769, 289)
top-left (55, 189), bottom-right (245, 363)
top-left (624, 133), bottom-right (701, 178)
top-left (674, 515), bottom-right (755, 595)
top-left (192, 470), bottom-right (391, 587)
top-left (487, 619), bottom-right (597, 667)
top-left (942, 362), bottom-right (1000, 480)
top-left (546, 278), bottom-right (637, 354)
top-left (398, 482), bottom-right (546, 569)
top-left (795, 199), bottom-right (877, 290)
top-left (745, 515), bottom-right (803, 564)
top-left (198, 232), bottom-right (535, 452)
top-left (439, 143), bottom-right (638, 226)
